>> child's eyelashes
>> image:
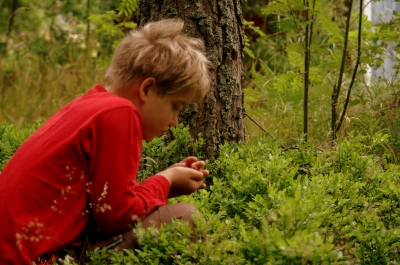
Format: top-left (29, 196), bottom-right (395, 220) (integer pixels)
top-left (172, 101), bottom-right (187, 111)
top-left (173, 104), bottom-right (182, 111)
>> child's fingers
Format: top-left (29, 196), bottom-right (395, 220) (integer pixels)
top-left (169, 159), bottom-right (207, 174)
top-left (193, 179), bottom-right (206, 190)
top-left (191, 161), bottom-right (206, 170)
top-left (181, 156), bottom-right (198, 166)
top-left (201, 169), bottom-right (209, 177)
top-left (170, 162), bottom-right (186, 168)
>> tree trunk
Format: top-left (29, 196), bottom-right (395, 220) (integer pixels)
top-left (138, 0), bottom-right (246, 160)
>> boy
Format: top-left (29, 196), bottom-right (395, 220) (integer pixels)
top-left (0, 19), bottom-right (210, 264)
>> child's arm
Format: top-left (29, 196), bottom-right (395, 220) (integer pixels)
top-left (89, 108), bottom-right (207, 233)
top-left (89, 107), bottom-right (170, 234)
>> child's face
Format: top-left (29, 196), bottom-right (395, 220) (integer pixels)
top-left (140, 90), bottom-right (189, 141)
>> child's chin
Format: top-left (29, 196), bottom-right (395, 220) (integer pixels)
top-left (144, 135), bottom-right (156, 141)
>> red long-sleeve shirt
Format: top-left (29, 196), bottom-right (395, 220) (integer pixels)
top-left (0, 85), bottom-right (170, 264)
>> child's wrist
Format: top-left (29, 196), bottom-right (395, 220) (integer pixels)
top-left (158, 168), bottom-right (177, 187)
top-left (163, 175), bottom-right (173, 186)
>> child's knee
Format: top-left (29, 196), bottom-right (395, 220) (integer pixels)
top-left (141, 202), bottom-right (200, 229)
top-left (162, 202), bottom-right (200, 227)
top-left (167, 202), bottom-right (200, 227)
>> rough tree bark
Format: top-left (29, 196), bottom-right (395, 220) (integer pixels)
top-left (138, 0), bottom-right (246, 160)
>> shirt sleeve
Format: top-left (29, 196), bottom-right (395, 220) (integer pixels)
top-left (87, 106), bottom-right (170, 234)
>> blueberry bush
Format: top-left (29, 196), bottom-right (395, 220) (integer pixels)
top-left (1, 123), bottom-right (399, 264)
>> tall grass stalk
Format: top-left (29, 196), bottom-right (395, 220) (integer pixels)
top-left (0, 49), bottom-right (105, 126)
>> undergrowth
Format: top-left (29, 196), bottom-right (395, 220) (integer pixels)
top-left (2, 123), bottom-right (399, 264)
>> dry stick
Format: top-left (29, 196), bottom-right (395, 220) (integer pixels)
top-left (284, 1), bottom-right (307, 139)
top-left (303, 0), bottom-right (310, 141)
top-left (244, 114), bottom-right (274, 139)
top-left (332, 0), bottom-right (353, 140)
top-left (3, 0), bottom-right (20, 55)
top-left (337, 0), bottom-right (363, 133)
top-left (49, 0), bottom-right (57, 41)
top-left (303, 0), bottom-right (316, 141)
top-left (85, 0), bottom-right (91, 57)
top-left (308, 0), bottom-right (316, 71)
top-left (307, 0), bottom-right (316, 138)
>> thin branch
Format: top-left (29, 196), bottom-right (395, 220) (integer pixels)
top-left (85, 0), bottom-right (91, 60)
top-left (337, 0), bottom-right (363, 133)
top-left (2, 0), bottom-right (20, 55)
top-left (309, 0), bottom-right (316, 45)
top-left (303, 0), bottom-right (310, 140)
top-left (244, 114), bottom-right (274, 139)
top-left (336, 0), bottom-right (353, 101)
top-left (286, 0), bottom-right (305, 50)
top-left (7, 0), bottom-right (20, 36)
top-left (332, 0), bottom-right (353, 139)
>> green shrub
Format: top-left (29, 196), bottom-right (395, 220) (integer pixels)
top-left (138, 124), bottom-right (205, 182)
top-left (2, 122), bottom-right (400, 264)
top-left (0, 120), bottom-right (42, 170)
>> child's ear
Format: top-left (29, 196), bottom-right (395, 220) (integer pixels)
top-left (139, 77), bottom-right (156, 102)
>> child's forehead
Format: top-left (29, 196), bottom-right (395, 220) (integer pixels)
top-left (166, 91), bottom-right (194, 104)
top-left (167, 94), bottom-right (190, 105)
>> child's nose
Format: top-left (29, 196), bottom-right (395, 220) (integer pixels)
top-left (169, 115), bottom-right (178, 127)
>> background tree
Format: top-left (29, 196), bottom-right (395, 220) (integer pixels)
top-left (137, 0), bottom-right (246, 160)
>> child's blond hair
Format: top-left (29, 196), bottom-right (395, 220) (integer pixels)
top-left (105, 19), bottom-right (210, 103)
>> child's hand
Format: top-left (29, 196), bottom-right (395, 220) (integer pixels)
top-left (170, 156), bottom-right (208, 177)
top-left (158, 165), bottom-right (209, 198)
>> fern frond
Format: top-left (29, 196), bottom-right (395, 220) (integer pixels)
top-left (244, 35), bottom-right (255, 59)
top-left (261, 1), bottom-right (289, 16)
top-left (272, 72), bottom-right (303, 91)
top-left (117, 0), bottom-right (138, 18)
top-left (286, 43), bottom-right (304, 70)
top-left (117, 22), bottom-right (137, 30)
top-left (89, 12), bottom-right (124, 37)
top-left (309, 66), bottom-right (324, 84)
top-left (250, 63), bottom-right (273, 90)
top-left (318, 14), bottom-right (344, 43)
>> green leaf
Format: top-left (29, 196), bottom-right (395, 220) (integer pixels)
top-left (118, 22), bottom-right (137, 29)
top-left (379, 24), bottom-right (395, 32)
top-left (244, 47), bottom-right (255, 59)
top-left (318, 14), bottom-right (344, 42)
top-left (348, 99), bottom-right (362, 107)
top-left (261, 1), bottom-right (289, 16)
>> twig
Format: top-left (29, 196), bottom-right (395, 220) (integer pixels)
top-left (337, 0), bottom-right (363, 133)
top-left (332, 0), bottom-right (353, 140)
top-left (244, 114), bottom-right (274, 138)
